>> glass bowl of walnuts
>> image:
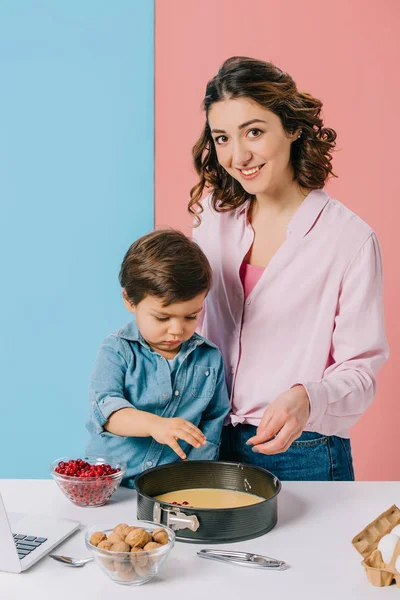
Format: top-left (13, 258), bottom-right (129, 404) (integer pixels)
top-left (85, 521), bottom-right (175, 585)
top-left (50, 456), bottom-right (126, 507)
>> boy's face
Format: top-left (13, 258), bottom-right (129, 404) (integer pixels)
top-left (123, 292), bottom-right (206, 358)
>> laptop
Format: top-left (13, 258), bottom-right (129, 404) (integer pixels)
top-left (0, 491), bottom-right (80, 573)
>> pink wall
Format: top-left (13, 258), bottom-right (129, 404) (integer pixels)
top-left (155, 0), bottom-right (400, 480)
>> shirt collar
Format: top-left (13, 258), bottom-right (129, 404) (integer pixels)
top-left (287, 189), bottom-right (330, 239)
top-left (235, 188), bottom-right (330, 239)
top-left (235, 198), bottom-right (251, 219)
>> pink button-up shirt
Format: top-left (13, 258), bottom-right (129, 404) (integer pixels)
top-left (193, 189), bottom-right (389, 438)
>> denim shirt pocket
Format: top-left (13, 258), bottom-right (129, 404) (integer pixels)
top-left (191, 366), bottom-right (217, 399)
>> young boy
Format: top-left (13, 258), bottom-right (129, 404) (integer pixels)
top-left (86, 229), bottom-right (230, 487)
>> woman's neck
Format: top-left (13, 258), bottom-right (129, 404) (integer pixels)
top-left (253, 179), bottom-right (309, 218)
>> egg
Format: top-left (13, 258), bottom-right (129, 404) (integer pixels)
top-left (377, 533), bottom-right (399, 564)
top-left (391, 524), bottom-right (400, 537)
top-left (395, 554), bottom-right (400, 573)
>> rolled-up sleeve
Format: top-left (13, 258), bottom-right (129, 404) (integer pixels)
top-left (89, 336), bottom-right (134, 434)
top-left (298, 233), bottom-right (389, 436)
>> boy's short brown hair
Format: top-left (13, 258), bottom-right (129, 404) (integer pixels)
top-left (119, 229), bottom-right (212, 306)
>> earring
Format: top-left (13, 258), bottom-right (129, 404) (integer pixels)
top-left (297, 131), bottom-right (302, 139)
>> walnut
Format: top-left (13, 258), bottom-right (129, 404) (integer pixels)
top-left (113, 523), bottom-right (131, 540)
top-left (125, 528), bottom-right (152, 548)
top-left (152, 528), bottom-right (169, 545)
top-left (144, 541), bottom-right (162, 551)
top-left (130, 546), bottom-right (148, 568)
top-left (111, 541), bottom-right (131, 553)
top-left (114, 560), bottom-right (133, 573)
top-left (134, 562), bottom-right (154, 578)
top-left (89, 531), bottom-right (107, 546)
top-left (97, 540), bottom-right (113, 551)
top-left (118, 567), bottom-right (137, 582)
top-left (107, 532), bottom-right (124, 545)
top-left (99, 557), bottom-right (116, 571)
top-left (125, 526), bottom-right (139, 535)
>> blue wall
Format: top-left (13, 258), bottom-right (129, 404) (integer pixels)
top-left (0, 2), bottom-right (154, 478)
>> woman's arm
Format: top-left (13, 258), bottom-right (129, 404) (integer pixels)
top-left (300, 232), bottom-right (389, 435)
top-left (248, 232), bottom-right (389, 452)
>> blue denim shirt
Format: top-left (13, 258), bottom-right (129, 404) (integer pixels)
top-left (86, 319), bottom-right (230, 487)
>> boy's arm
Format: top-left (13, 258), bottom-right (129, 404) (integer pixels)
top-left (89, 336), bottom-right (206, 457)
top-left (89, 336), bottom-right (158, 437)
top-left (186, 355), bottom-right (230, 460)
top-left (89, 335), bottom-right (133, 434)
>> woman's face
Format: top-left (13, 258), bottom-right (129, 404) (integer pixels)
top-left (208, 97), bottom-right (299, 198)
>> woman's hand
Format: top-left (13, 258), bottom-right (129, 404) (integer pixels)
top-left (150, 416), bottom-right (207, 460)
top-left (246, 385), bottom-right (310, 454)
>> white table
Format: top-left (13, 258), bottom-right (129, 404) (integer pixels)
top-left (0, 480), bottom-right (399, 600)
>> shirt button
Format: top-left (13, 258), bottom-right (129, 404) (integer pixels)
top-left (174, 390), bottom-right (180, 396)
top-left (205, 370), bottom-right (209, 376)
top-left (146, 461), bottom-right (153, 467)
top-left (288, 229), bottom-right (292, 235)
top-left (245, 299), bottom-right (252, 306)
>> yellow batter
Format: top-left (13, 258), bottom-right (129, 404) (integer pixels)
top-left (154, 488), bottom-right (264, 509)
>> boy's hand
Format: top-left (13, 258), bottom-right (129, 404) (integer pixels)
top-left (150, 416), bottom-right (207, 459)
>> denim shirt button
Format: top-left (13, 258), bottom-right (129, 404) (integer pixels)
top-left (205, 370), bottom-right (210, 376)
top-left (174, 390), bottom-right (180, 396)
top-left (146, 461), bottom-right (153, 467)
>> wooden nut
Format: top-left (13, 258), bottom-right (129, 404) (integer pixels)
top-left (130, 546), bottom-right (148, 568)
top-left (114, 560), bottom-right (133, 573)
top-left (117, 567), bottom-right (137, 582)
top-left (144, 541), bottom-right (162, 551)
top-left (111, 541), bottom-right (131, 553)
top-left (89, 531), bottom-right (107, 546)
top-left (152, 528), bottom-right (169, 545)
top-left (125, 528), bottom-right (152, 548)
top-left (125, 526), bottom-right (139, 535)
top-left (99, 557), bottom-right (116, 571)
top-left (97, 540), bottom-right (113, 551)
top-left (113, 523), bottom-right (131, 540)
top-left (134, 562), bottom-right (154, 579)
top-left (107, 532), bottom-right (124, 545)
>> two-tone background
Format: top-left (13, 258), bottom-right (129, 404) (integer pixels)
top-left (1, 0), bottom-right (398, 480)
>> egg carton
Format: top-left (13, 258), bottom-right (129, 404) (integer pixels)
top-left (352, 505), bottom-right (400, 587)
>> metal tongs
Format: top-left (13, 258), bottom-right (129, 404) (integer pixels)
top-left (197, 549), bottom-right (287, 570)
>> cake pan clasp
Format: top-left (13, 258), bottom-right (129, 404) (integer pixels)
top-left (153, 501), bottom-right (200, 532)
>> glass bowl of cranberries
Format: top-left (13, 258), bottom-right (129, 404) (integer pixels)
top-left (51, 456), bottom-right (126, 507)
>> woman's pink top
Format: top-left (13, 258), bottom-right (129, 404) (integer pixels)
top-left (193, 189), bottom-right (389, 438)
top-left (239, 262), bottom-right (265, 299)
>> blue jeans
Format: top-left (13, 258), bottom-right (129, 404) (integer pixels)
top-left (219, 424), bottom-right (355, 481)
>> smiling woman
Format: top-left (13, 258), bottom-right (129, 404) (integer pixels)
top-left (189, 56), bottom-right (389, 481)
top-left (190, 57), bottom-right (336, 221)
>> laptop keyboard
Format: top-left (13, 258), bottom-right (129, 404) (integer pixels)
top-left (13, 534), bottom-right (48, 560)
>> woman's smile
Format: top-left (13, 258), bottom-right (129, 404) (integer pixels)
top-left (237, 164), bottom-right (265, 180)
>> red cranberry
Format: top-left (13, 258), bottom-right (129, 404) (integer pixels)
top-left (54, 458), bottom-right (121, 506)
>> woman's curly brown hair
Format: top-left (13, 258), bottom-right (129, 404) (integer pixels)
top-left (189, 56), bottom-right (337, 224)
